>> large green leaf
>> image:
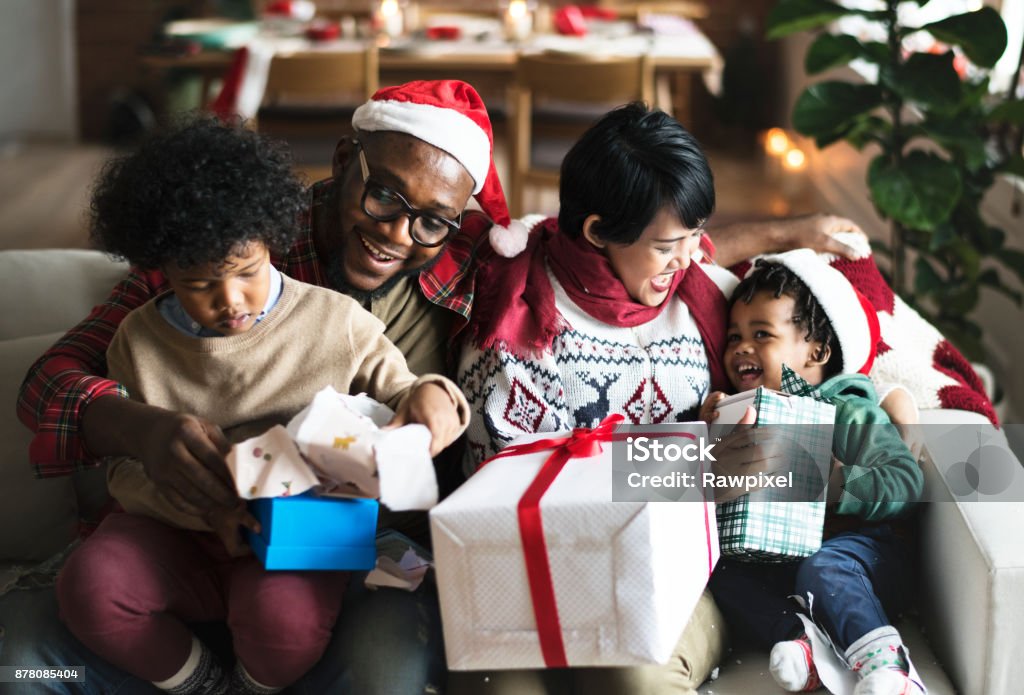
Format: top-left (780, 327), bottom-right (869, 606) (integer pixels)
top-left (888, 52), bottom-right (961, 109)
top-left (806, 33), bottom-right (863, 74)
top-left (995, 248), bottom-right (1024, 286)
top-left (989, 99), bottom-right (1024, 125)
top-left (921, 7), bottom-right (1008, 68)
top-left (950, 239), bottom-right (982, 282)
top-left (859, 41), bottom-right (890, 65)
top-left (867, 151), bottom-right (961, 230)
top-left (914, 256), bottom-right (944, 295)
top-left (845, 115), bottom-right (890, 150)
top-left (766, 0), bottom-right (850, 40)
top-left (793, 82), bottom-right (884, 138)
top-left (975, 225), bottom-right (1006, 255)
top-left (928, 221), bottom-right (958, 252)
top-left (941, 281), bottom-right (980, 315)
top-left (978, 268), bottom-right (1023, 306)
top-left (919, 117), bottom-right (987, 170)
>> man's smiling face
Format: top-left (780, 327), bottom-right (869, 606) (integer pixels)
top-left (318, 131), bottom-right (475, 296)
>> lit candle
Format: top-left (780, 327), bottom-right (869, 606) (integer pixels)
top-left (762, 127), bottom-right (789, 179)
top-left (781, 146), bottom-right (808, 198)
top-left (505, 0), bottom-right (533, 42)
top-left (377, 0), bottom-right (403, 38)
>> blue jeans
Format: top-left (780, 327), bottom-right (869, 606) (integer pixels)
top-left (709, 525), bottom-right (910, 652)
top-left (0, 585), bottom-right (152, 694)
top-left (0, 572), bottom-right (445, 695)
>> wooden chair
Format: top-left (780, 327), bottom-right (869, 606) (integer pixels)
top-left (508, 52), bottom-right (654, 218)
top-left (255, 45), bottom-right (379, 137)
top-left (598, 1), bottom-right (709, 20)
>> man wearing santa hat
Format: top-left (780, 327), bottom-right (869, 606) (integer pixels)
top-left (14, 80), bottom-right (865, 693)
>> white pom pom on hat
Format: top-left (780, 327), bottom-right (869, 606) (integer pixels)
top-left (749, 249), bottom-right (881, 375)
top-left (488, 218), bottom-right (531, 258)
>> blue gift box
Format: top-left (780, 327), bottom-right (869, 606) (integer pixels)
top-left (246, 492), bottom-right (379, 571)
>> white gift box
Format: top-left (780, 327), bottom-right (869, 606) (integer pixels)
top-left (430, 423), bottom-right (719, 670)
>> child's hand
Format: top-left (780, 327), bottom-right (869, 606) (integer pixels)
top-left (387, 382), bottom-right (463, 457)
top-left (204, 502), bottom-right (261, 558)
top-left (880, 387), bottom-right (925, 462)
top-left (700, 392), bottom-right (727, 424)
top-left (708, 406), bottom-right (783, 502)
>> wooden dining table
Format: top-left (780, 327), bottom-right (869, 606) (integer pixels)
top-left (141, 17), bottom-right (721, 127)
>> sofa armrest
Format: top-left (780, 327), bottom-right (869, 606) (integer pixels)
top-left (0, 250), bottom-right (124, 564)
top-left (918, 409), bottom-right (1024, 695)
top-left (0, 249), bottom-right (128, 341)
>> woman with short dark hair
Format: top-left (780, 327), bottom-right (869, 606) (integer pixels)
top-left (455, 102), bottom-right (737, 694)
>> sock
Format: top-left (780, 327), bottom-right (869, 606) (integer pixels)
top-left (152, 635), bottom-right (228, 695)
top-left (853, 669), bottom-right (920, 695)
top-left (769, 634), bottom-right (822, 692)
top-left (230, 662), bottom-right (284, 695)
top-left (845, 626), bottom-right (921, 695)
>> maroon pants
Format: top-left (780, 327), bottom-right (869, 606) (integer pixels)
top-left (56, 512), bottom-right (347, 687)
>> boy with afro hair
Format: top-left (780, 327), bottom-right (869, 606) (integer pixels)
top-left (56, 117), bottom-right (469, 695)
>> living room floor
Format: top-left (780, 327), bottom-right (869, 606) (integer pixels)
top-left (0, 133), bottom-right (817, 251)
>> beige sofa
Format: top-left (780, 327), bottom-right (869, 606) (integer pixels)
top-left (2, 248), bottom-right (1020, 694)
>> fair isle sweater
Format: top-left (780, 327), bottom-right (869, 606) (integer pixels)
top-left (459, 267), bottom-right (719, 474)
top-left (106, 273), bottom-right (468, 530)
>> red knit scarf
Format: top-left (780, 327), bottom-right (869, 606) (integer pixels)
top-left (469, 218), bottom-right (731, 392)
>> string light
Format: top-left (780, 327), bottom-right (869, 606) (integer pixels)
top-left (783, 147), bottom-right (807, 171)
top-left (765, 128), bottom-right (790, 157)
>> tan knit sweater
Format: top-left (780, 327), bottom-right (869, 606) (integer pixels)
top-left (106, 273), bottom-right (468, 529)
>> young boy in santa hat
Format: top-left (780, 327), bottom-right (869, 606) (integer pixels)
top-left (700, 250), bottom-right (926, 695)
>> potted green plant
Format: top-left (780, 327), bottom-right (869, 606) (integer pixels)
top-left (766, 0), bottom-right (1024, 360)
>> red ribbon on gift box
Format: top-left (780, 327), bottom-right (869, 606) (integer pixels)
top-left (477, 415), bottom-right (716, 668)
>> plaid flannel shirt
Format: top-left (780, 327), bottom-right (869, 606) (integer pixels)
top-left (17, 178), bottom-right (491, 477)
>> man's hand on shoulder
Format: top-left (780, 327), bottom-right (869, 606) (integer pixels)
top-left (710, 213), bottom-right (868, 268)
top-left (777, 213), bottom-right (868, 259)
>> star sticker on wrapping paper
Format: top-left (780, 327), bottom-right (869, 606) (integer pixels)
top-left (333, 435), bottom-right (357, 450)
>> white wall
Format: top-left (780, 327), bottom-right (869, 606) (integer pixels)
top-left (0, 0), bottom-right (77, 141)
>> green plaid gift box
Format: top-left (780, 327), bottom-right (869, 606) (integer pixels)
top-left (715, 368), bottom-right (836, 563)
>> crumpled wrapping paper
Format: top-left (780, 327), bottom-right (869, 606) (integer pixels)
top-left (226, 386), bottom-right (438, 511)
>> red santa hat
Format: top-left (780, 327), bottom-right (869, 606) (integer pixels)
top-left (351, 80), bottom-right (529, 256)
top-left (750, 248), bottom-right (881, 375)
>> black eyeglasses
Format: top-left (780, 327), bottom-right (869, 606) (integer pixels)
top-left (354, 140), bottom-right (462, 248)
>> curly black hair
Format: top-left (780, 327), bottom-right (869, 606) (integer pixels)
top-left (732, 259), bottom-right (843, 379)
top-left (89, 116), bottom-right (307, 270)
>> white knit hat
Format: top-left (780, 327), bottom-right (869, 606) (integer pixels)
top-left (352, 80), bottom-right (528, 256)
top-left (750, 249), bottom-right (881, 375)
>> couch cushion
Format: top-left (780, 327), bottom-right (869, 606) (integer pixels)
top-left (0, 249), bottom-right (128, 341)
top-left (0, 332), bottom-right (79, 562)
